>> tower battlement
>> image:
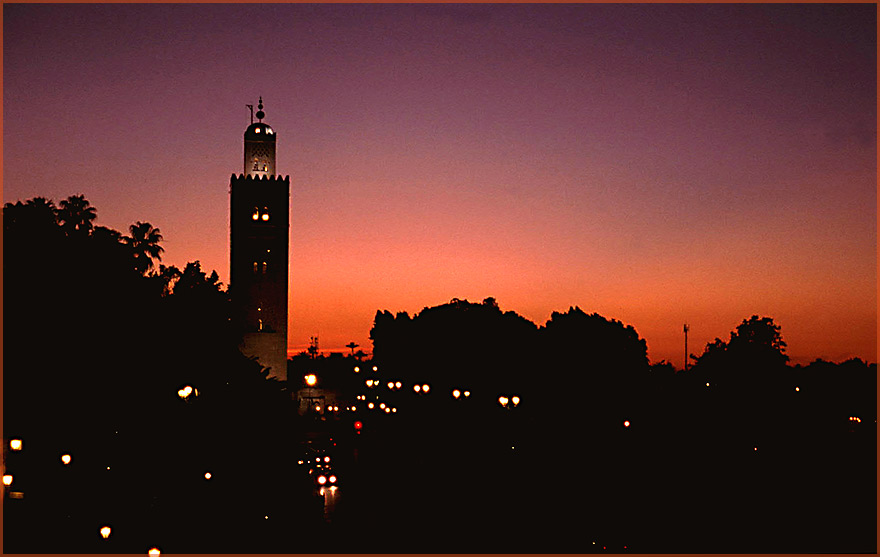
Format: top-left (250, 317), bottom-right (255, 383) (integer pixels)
top-left (231, 173), bottom-right (290, 183)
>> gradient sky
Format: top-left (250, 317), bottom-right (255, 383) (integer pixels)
top-left (4, 4), bottom-right (876, 366)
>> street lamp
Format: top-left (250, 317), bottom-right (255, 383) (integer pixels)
top-left (305, 375), bottom-right (317, 387)
top-left (100, 526), bottom-right (112, 539)
top-left (61, 454), bottom-right (72, 465)
top-left (452, 390), bottom-right (461, 399)
top-left (511, 396), bottom-right (521, 407)
top-left (2, 475), bottom-right (12, 487)
top-left (9, 439), bottom-right (22, 451)
top-left (498, 396), bottom-right (509, 407)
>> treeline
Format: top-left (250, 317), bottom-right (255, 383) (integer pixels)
top-left (3, 196), bottom-right (314, 553)
top-left (363, 297), bottom-right (875, 552)
top-left (368, 296), bottom-right (874, 422)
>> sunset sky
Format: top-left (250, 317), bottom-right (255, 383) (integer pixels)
top-left (4, 3), bottom-right (876, 367)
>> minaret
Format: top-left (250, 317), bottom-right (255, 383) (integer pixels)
top-left (230, 97), bottom-right (290, 381)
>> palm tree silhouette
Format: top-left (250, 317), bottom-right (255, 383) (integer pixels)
top-left (58, 194), bottom-right (97, 236)
top-left (125, 221), bottom-right (164, 275)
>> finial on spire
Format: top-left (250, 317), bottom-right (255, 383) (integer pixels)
top-left (256, 96), bottom-right (265, 122)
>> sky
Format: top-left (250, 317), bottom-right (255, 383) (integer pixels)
top-left (3, 3), bottom-right (876, 367)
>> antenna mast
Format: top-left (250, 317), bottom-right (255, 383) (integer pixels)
top-left (683, 323), bottom-right (690, 372)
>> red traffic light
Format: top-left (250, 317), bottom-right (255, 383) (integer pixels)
top-left (354, 420), bottom-right (363, 430)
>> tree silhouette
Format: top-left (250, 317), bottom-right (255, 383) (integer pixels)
top-left (308, 335), bottom-right (319, 358)
top-left (125, 220), bottom-right (164, 275)
top-left (57, 194), bottom-right (97, 236)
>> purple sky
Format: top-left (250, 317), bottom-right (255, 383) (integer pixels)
top-left (4, 4), bottom-right (876, 366)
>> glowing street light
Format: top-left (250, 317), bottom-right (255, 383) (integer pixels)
top-left (204, 472), bottom-right (212, 480)
top-left (499, 396), bottom-right (509, 407)
top-left (368, 402), bottom-right (375, 409)
top-left (511, 396), bottom-right (520, 406)
top-left (100, 526), bottom-right (112, 539)
top-left (305, 374), bottom-right (317, 386)
top-left (353, 366), bottom-right (360, 373)
top-left (422, 384), bottom-right (430, 393)
top-left (463, 391), bottom-right (470, 398)
top-left (452, 390), bottom-right (461, 399)
top-left (372, 366), bottom-right (378, 372)
top-left (177, 385), bottom-right (195, 399)
top-left (413, 385), bottom-right (421, 393)
top-left (623, 420), bottom-right (631, 428)
top-left (395, 382), bottom-right (402, 389)
top-left (61, 454), bottom-right (72, 465)
top-left (2, 475), bottom-right (12, 486)
top-left (387, 381), bottom-right (394, 389)
top-left (9, 439), bottom-right (22, 451)
top-left (148, 548), bottom-right (161, 556)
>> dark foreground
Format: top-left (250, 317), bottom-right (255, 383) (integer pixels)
top-left (6, 394), bottom-right (874, 554)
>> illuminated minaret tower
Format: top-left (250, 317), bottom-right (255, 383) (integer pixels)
top-left (230, 97), bottom-right (290, 380)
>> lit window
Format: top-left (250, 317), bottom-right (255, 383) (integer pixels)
top-left (261, 261), bottom-right (267, 274)
top-left (258, 319), bottom-right (263, 331)
top-left (263, 165), bottom-right (268, 172)
top-left (253, 261), bottom-right (259, 273)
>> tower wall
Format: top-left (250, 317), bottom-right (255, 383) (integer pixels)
top-left (230, 173), bottom-right (290, 380)
top-left (244, 131), bottom-right (276, 178)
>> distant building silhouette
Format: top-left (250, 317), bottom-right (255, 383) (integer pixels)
top-left (230, 97), bottom-right (290, 380)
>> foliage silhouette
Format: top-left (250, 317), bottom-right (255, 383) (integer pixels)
top-left (3, 195), bottom-right (313, 553)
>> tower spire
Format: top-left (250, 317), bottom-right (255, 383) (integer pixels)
top-left (256, 96), bottom-right (265, 122)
